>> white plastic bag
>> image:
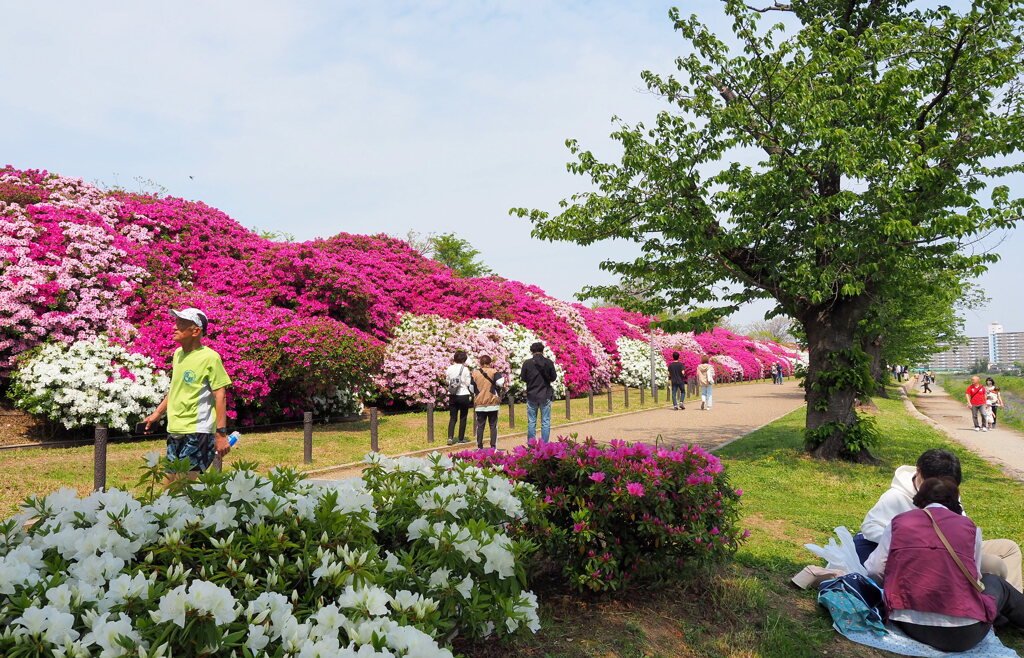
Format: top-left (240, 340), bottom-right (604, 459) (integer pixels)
top-left (804, 526), bottom-right (868, 576)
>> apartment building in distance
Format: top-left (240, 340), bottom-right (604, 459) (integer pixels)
top-left (925, 322), bottom-right (1024, 371)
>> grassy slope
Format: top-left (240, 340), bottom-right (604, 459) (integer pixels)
top-left (467, 394), bottom-right (1024, 657)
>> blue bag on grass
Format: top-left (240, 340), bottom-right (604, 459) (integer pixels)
top-left (818, 573), bottom-right (887, 636)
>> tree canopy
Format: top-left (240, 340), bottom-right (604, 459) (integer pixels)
top-left (515, 0), bottom-right (1024, 460)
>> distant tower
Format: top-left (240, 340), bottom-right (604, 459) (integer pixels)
top-left (989, 322), bottom-right (1004, 363)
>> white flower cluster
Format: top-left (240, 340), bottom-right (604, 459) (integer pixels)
top-left (613, 337), bottom-right (669, 389)
top-left (312, 384), bottom-right (365, 418)
top-left (471, 319), bottom-right (567, 401)
top-left (8, 336), bottom-right (168, 431)
top-left (0, 454), bottom-right (540, 657)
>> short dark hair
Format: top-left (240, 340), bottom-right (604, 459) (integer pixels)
top-left (530, 342), bottom-right (545, 354)
top-left (478, 355), bottom-right (491, 366)
top-left (986, 377), bottom-right (996, 386)
top-left (453, 350), bottom-right (468, 363)
top-left (672, 351), bottom-right (680, 360)
top-left (701, 355), bottom-right (710, 364)
top-left (913, 477), bottom-right (963, 514)
top-left (917, 449), bottom-right (962, 484)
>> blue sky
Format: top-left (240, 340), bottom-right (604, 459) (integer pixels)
top-left (2, 1), bottom-right (1019, 338)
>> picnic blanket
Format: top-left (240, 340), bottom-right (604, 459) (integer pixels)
top-left (839, 622), bottom-right (1019, 657)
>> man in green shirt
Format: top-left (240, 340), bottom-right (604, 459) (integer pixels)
top-left (144, 308), bottom-right (232, 477)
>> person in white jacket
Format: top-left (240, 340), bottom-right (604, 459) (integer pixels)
top-left (856, 449), bottom-right (1022, 592)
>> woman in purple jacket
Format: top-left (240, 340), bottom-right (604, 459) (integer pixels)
top-left (865, 477), bottom-right (1024, 651)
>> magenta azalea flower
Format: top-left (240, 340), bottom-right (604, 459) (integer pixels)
top-left (625, 482), bottom-right (645, 497)
top-left (589, 472), bottom-right (606, 483)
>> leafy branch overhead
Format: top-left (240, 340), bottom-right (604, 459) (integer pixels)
top-left (514, 0), bottom-right (1024, 460)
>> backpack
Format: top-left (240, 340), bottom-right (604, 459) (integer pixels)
top-left (817, 573), bottom-right (887, 636)
top-left (447, 365), bottom-right (467, 396)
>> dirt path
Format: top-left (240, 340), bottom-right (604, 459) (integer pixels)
top-left (904, 385), bottom-right (1024, 481)
top-left (309, 380), bottom-right (807, 482)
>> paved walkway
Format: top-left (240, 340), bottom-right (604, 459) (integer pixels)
top-left (310, 381), bottom-right (807, 482)
top-left (904, 385), bottom-right (1024, 481)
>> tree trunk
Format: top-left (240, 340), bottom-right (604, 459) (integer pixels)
top-left (799, 297), bottom-right (878, 463)
top-left (862, 333), bottom-right (888, 398)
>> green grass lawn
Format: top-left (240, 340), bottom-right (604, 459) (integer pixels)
top-left (0, 385), bottom-right (685, 514)
top-left (476, 392), bottom-right (1024, 657)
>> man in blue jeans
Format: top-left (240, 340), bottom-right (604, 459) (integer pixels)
top-left (520, 342), bottom-right (557, 443)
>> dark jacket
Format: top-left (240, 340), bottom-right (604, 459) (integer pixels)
top-left (520, 353), bottom-right (557, 405)
top-left (668, 361), bottom-right (686, 386)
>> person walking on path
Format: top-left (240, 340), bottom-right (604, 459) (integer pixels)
top-left (445, 350), bottom-right (473, 445)
top-left (985, 378), bottom-right (1005, 429)
top-left (144, 308), bottom-right (232, 478)
top-left (922, 371), bottom-right (933, 394)
top-left (966, 376), bottom-right (988, 432)
top-left (697, 355), bottom-right (716, 411)
top-left (521, 342), bottom-right (557, 443)
top-left (471, 355), bottom-right (505, 449)
top-left (668, 352), bottom-right (687, 410)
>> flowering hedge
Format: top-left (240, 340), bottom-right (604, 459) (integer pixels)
top-left (0, 453), bottom-right (541, 657)
top-left (8, 336), bottom-right (168, 431)
top-left (613, 337), bottom-right (668, 389)
top-left (455, 439), bottom-right (746, 593)
top-left (0, 165), bottom-right (802, 425)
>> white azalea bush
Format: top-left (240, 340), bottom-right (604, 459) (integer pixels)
top-left (0, 453), bottom-right (541, 657)
top-left (612, 337), bottom-right (668, 389)
top-left (7, 336), bottom-right (168, 431)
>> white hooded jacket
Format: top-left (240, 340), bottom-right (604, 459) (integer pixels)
top-left (860, 465), bottom-right (918, 543)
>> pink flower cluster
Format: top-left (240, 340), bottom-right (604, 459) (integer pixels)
top-left (1, 165), bottom-right (800, 420)
top-left (454, 438), bottom-right (745, 592)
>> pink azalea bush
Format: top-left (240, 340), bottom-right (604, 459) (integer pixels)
top-left (1, 165), bottom-right (802, 425)
top-left (455, 439), bottom-right (746, 593)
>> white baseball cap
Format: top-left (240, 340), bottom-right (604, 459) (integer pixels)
top-left (170, 308), bottom-right (209, 335)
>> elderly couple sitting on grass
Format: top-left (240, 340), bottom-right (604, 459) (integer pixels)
top-left (805, 449), bottom-right (1024, 653)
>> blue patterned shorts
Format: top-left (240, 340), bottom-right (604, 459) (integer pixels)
top-left (166, 433), bottom-right (216, 472)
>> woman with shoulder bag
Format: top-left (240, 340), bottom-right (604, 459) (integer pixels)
top-left (865, 477), bottom-right (1024, 652)
top-left (470, 355), bottom-right (505, 449)
top-left (445, 350), bottom-right (473, 445)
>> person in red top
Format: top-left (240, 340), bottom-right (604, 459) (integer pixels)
top-left (965, 376), bottom-right (988, 432)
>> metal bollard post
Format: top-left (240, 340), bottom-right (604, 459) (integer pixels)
top-left (640, 385), bottom-right (645, 405)
top-left (303, 412), bottom-right (313, 464)
top-left (624, 385), bottom-right (629, 408)
top-left (565, 395), bottom-right (571, 420)
top-left (508, 398), bottom-right (515, 428)
top-left (369, 407), bottom-right (379, 453)
top-left (427, 403), bottom-right (435, 443)
top-left (93, 425), bottom-right (107, 492)
top-left (588, 390), bottom-right (594, 415)
top-left (607, 387), bottom-right (613, 412)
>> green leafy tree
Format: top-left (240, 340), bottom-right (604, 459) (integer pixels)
top-left (515, 0), bottom-right (1024, 461)
top-left (861, 270), bottom-right (984, 393)
top-left (428, 233), bottom-right (493, 278)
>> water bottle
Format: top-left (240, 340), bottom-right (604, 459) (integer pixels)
top-left (228, 431), bottom-right (241, 447)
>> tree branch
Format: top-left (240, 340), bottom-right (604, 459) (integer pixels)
top-left (745, 2), bottom-right (792, 13)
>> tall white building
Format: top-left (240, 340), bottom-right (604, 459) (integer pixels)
top-left (989, 322), bottom-right (1004, 363)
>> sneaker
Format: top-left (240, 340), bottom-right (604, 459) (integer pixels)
top-left (673, 406), bottom-right (678, 410)
top-left (447, 438), bottom-right (457, 445)
top-left (974, 427), bottom-right (981, 432)
top-left (981, 427), bottom-right (989, 432)
top-left (681, 406), bottom-right (685, 410)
